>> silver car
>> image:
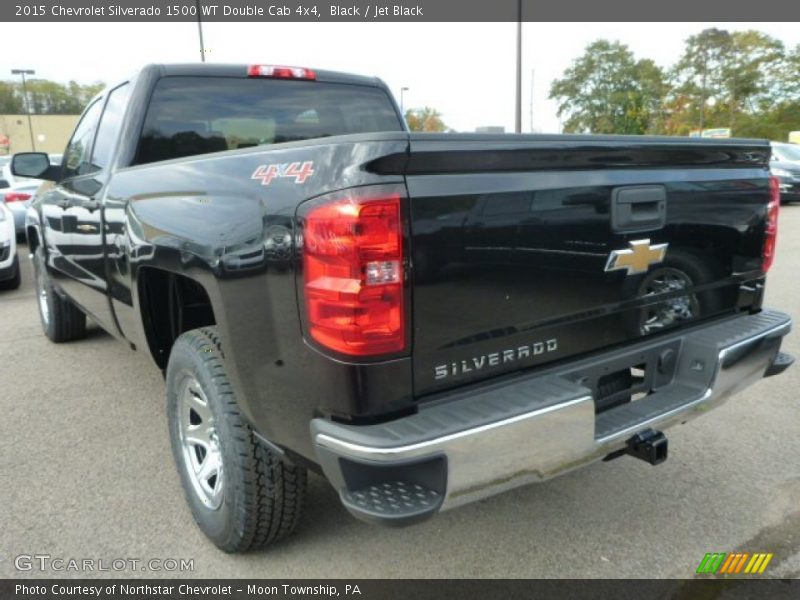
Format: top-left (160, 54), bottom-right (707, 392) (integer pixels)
top-left (2, 181), bottom-right (42, 234)
top-left (1, 154), bottom-right (61, 235)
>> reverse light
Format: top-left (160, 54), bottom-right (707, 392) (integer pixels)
top-left (4, 192), bottom-right (31, 203)
top-left (302, 188), bottom-right (405, 356)
top-left (247, 64), bottom-right (316, 80)
top-left (762, 176), bottom-right (780, 273)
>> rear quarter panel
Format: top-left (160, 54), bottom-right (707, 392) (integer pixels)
top-left (105, 134), bottom-right (411, 461)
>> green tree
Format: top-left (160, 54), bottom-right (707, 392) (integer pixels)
top-left (0, 78), bottom-right (104, 115)
top-left (549, 40), bottom-right (667, 134)
top-left (774, 43), bottom-right (800, 103)
top-left (723, 31), bottom-right (784, 126)
top-left (669, 28), bottom-right (733, 132)
top-left (668, 28), bottom-right (786, 134)
top-left (553, 29), bottom-right (799, 140)
top-left (405, 107), bottom-right (447, 132)
top-left (0, 81), bottom-right (23, 113)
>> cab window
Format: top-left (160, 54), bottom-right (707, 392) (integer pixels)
top-left (91, 83), bottom-right (130, 170)
top-left (63, 99), bottom-right (104, 178)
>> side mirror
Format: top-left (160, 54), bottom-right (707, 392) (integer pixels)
top-left (11, 152), bottom-right (58, 181)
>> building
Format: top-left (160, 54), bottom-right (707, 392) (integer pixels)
top-left (0, 114), bottom-right (80, 155)
top-left (475, 126), bottom-right (505, 133)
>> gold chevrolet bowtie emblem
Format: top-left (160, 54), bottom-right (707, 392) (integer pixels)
top-left (605, 239), bottom-right (668, 275)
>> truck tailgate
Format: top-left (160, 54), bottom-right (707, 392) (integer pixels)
top-left (406, 135), bottom-right (772, 397)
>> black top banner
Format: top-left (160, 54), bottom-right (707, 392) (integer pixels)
top-left (4, 0), bottom-right (800, 21)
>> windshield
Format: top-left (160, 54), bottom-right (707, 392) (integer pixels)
top-left (775, 144), bottom-right (800, 162)
top-left (135, 76), bottom-right (403, 165)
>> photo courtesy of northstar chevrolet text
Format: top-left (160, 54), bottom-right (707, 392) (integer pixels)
top-left (1, 0), bottom-right (799, 589)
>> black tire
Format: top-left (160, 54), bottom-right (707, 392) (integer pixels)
top-left (0, 255), bottom-right (21, 290)
top-left (32, 246), bottom-right (86, 342)
top-left (166, 327), bottom-right (307, 553)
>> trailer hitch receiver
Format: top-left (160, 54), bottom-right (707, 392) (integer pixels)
top-left (625, 428), bottom-right (668, 465)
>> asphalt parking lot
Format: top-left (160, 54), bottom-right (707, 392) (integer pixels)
top-left (1, 206), bottom-right (799, 579)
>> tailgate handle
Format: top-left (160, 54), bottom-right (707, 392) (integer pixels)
top-left (611, 185), bottom-right (667, 233)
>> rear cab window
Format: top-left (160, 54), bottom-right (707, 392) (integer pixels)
top-left (135, 76), bottom-right (403, 165)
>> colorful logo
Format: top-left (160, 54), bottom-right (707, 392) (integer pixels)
top-left (251, 161), bottom-right (315, 186)
top-left (696, 552), bottom-right (773, 575)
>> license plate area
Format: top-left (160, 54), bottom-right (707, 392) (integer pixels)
top-left (563, 339), bottom-right (682, 414)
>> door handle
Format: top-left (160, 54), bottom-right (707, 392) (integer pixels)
top-left (83, 199), bottom-right (100, 212)
top-left (56, 199), bottom-right (71, 209)
top-left (611, 185), bottom-right (667, 233)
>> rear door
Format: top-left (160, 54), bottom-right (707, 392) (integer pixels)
top-left (406, 136), bottom-right (772, 397)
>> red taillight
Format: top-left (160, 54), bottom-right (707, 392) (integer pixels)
top-left (4, 192), bottom-right (31, 203)
top-left (763, 176), bottom-right (780, 272)
top-left (247, 64), bottom-right (316, 80)
top-left (302, 189), bottom-right (405, 356)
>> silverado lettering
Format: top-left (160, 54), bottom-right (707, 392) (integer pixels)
top-left (13, 62), bottom-right (793, 554)
top-left (434, 339), bottom-right (558, 380)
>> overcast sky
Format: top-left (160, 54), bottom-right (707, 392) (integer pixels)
top-left (1, 22), bottom-right (797, 132)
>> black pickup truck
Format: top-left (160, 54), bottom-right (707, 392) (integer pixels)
top-left (13, 63), bottom-right (794, 553)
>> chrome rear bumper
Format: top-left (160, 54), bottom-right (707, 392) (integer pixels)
top-left (311, 309), bottom-right (792, 525)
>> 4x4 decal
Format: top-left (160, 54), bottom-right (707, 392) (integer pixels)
top-left (251, 161), bottom-right (315, 185)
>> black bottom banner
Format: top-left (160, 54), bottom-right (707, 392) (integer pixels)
top-left (3, 579), bottom-right (800, 600)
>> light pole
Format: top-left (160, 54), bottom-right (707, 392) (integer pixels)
top-left (11, 69), bottom-right (36, 151)
top-left (195, 0), bottom-right (206, 62)
top-left (400, 87), bottom-right (409, 115)
top-left (529, 68), bottom-right (534, 133)
top-left (514, 0), bottom-right (522, 133)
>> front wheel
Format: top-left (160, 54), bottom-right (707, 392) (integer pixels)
top-left (166, 327), bottom-right (307, 552)
top-left (32, 246), bottom-right (86, 342)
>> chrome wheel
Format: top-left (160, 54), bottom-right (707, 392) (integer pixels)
top-left (639, 267), bottom-right (699, 335)
top-left (35, 256), bottom-right (50, 327)
top-left (177, 376), bottom-right (224, 510)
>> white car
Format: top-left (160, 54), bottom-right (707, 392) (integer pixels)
top-left (0, 199), bottom-right (20, 289)
top-left (771, 142), bottom-right (800, 165)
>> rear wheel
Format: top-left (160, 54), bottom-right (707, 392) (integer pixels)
top-left (32, 246), bottom-right (86, 342)
top-left (166, 327), bottom-right (307, 552)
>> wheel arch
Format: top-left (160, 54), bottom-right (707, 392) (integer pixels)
top-left (26, 225), bottom-right (40, 255)
top-left (137, 266), bottom-right (217, 369)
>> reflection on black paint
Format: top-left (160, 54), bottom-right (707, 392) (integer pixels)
top-left (411, 175), bottom-right (769, 395)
